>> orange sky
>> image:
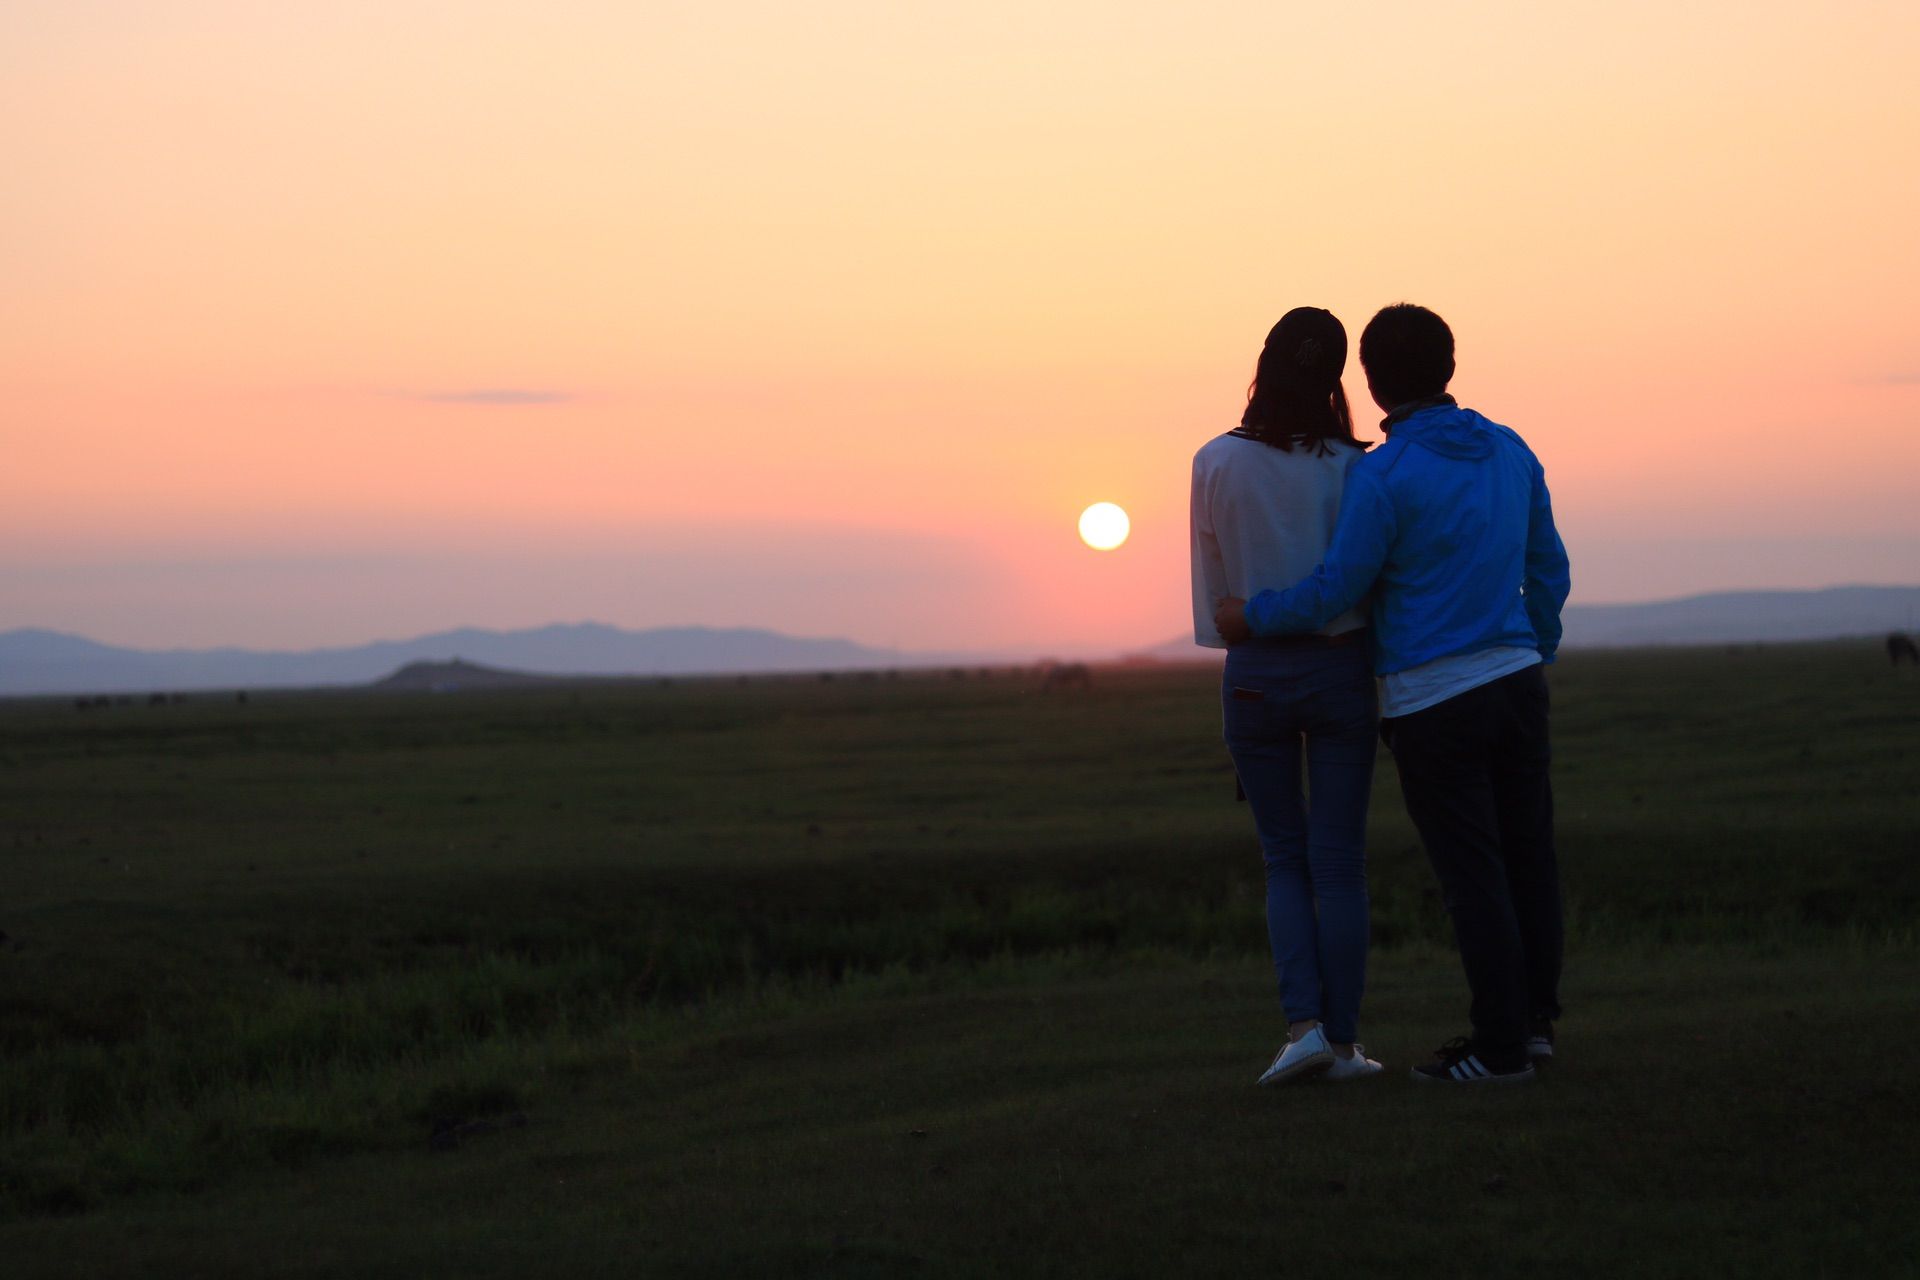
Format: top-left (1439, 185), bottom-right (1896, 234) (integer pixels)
top-left (4, 1), bottom-right (1917, 652)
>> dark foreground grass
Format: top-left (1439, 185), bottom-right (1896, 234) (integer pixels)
top-left (6, 944), bottom-right (1915, 1278)
top-left (2, 642), bottom-right (1918, 1273)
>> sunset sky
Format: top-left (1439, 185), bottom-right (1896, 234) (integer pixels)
top-left (5, 1), bottom-right (1917, 654)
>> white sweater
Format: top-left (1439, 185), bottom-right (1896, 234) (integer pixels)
top-left (1190, 432), bottom-right (1370, 649)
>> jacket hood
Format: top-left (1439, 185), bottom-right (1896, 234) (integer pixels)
top-left (1391, 405), bottom-right (1497, 461)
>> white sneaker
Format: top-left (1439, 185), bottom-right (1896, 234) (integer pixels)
top-left (1324, 1045), bottom-right (1383, 1081)
top-left (1257, 1026), bottom-right (1334, 1086)
top-left (1527, 1020), bottom-right (1555, 1066)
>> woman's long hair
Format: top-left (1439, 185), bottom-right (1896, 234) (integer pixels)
top-left (1239, 307), bottom-right (1360, 454)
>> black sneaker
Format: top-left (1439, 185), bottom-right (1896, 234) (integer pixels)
top-left (1410, 1036), bottom-right (1536, 1085)
top-left (1527, 1019), bottom-right (1555, 1066)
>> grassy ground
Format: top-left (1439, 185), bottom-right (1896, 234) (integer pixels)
top-left (2, 643), bottom-right (1916, 1274)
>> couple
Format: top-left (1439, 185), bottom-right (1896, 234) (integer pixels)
top-left (1191, 303), bottom-right (1571, 1086)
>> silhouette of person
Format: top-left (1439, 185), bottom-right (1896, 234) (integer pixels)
top-left (1192, 307), bottom-right (1383, 1085)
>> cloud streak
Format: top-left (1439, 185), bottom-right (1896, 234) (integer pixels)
top-left (415, 389), bottom-right (575, 405)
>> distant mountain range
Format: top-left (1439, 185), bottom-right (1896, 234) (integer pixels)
top-left (1558, 586), bottom-right (1920, 647)
top-left (6, 586), bottom-right (1917, 697)
top-left (0, 623), bottom-right (911, 696)
top-left (1140, 585), bottom-right (1920, 661)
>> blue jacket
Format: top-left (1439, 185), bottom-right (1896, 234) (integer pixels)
top-left (1243, 398), bottom-right (1571, 674)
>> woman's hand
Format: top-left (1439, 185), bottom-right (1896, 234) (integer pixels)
top-left (1214, 597), bottom-right (1251, 644)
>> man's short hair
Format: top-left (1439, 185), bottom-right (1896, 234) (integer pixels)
top-left (1359, 304), bottom-right (1455, 407)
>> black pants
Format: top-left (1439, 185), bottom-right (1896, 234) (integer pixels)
top-left (1385, 663), bottom-right (1562, 1063)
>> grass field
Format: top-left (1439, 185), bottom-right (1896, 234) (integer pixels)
top-left (3, 643), bottom-right (1917, 1276)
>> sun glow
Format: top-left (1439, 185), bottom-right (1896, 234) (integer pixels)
top-left (1078, 502), bottom-right (1130, 551)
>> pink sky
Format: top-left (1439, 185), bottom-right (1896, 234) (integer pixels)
top-left (4, 1), bottom-right (1917, 653)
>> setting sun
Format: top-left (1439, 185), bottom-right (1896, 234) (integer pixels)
top-left (1078, 503), bottom-right (1130, 552)
top-left (4, 3), bottom-right (1918, 657)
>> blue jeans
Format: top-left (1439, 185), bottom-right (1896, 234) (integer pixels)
top-left (1223, 639), bottom-right (1377, 1044)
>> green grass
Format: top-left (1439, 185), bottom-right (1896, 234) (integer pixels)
top-left (2, 643), bottom-right (1917, 1274)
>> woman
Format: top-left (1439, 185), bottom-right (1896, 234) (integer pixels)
top-left (1190, 307), bottom-right (1381, 1085)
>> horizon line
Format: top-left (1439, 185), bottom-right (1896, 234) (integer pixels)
top-left (4, 581), bottom-right (1920, 658)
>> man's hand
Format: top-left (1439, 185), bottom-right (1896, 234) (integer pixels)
top-left (1214, 597), bottom-right (1251, 644)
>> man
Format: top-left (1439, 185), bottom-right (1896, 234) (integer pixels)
top-left (1214, 303), bottom-right (1571, 1085)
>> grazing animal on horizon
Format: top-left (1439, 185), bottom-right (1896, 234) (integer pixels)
top-left (1888, 632), bottom-right (1920, 666)
top-left (1040, 661), bottom-right (1094, 693)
